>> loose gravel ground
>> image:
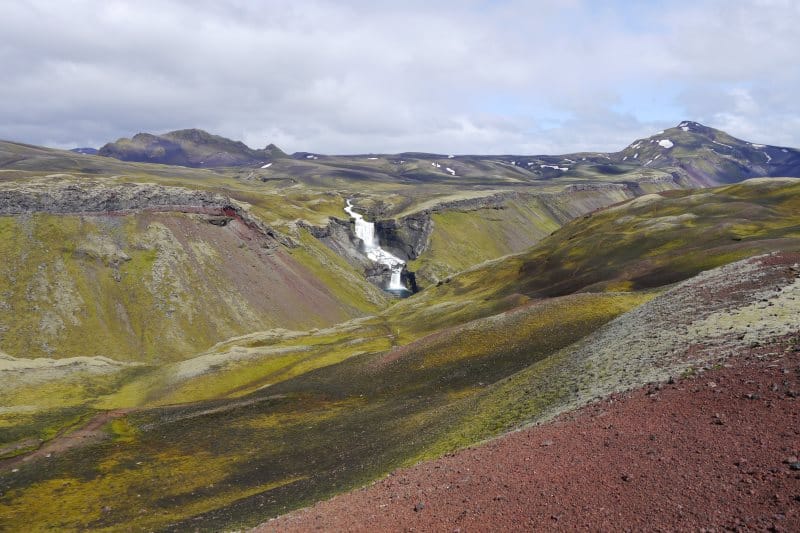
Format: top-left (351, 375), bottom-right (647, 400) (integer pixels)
top-left (259, 252), bottom-right (800, 532)
top-left (260, 336), bottom-right (800, 531)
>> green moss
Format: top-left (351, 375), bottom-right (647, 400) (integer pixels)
top-left (409, 199), bottom-right (561, 285)
top-left (0, 213), bottom-right (379, 365)
top-left (290, 229), bottom-right (388, 314)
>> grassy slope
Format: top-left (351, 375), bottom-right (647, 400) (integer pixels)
top-left (407, 186), bottom-right (652, 286)
top-left (0, 212), bottom-right (382, 363)
top-left (397, 178), bottom-right (800, 324)
top-left (0, 291), bottom-right (645, 531)
top-left (2, 179), bottom-right (799, 531)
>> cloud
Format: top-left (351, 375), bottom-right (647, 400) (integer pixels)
top-left (1, 0), bottom-right (798, 153)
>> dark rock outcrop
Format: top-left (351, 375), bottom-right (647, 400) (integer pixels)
top-left (0, 181), bottom-right (294, 247)
top-left (375, 213), bottom-right (432, 260)
top-left (299, 217), bottom-right (370, 267)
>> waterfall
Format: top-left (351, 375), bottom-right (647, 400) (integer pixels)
top-left (345, 200), bottom-right (407, 291)
top-left (389, 269), bottom-right (402, 289)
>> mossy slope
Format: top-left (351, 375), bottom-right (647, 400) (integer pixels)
top-left (0, 212), bottom-right (381, 363)
top-left (4, 179), bottom-right (800, 531)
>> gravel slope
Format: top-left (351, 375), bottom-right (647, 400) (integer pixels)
top-left (258, 253), bottom-right (800, 532)
top-left (259, 336), bottom-right (800, 532)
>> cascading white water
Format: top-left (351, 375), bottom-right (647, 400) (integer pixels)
top-left (345, 199), bottom-right (407, 291)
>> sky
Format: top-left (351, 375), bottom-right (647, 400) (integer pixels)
top-left (1, 0), bottom-right (799, 155)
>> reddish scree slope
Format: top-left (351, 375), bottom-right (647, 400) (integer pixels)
top-left (260, 337), bottom-right (800, 532)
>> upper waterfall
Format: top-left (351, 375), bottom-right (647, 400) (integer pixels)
top-left (345, 199), bottom-right (407, 291)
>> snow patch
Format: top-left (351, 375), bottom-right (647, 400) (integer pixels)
top-left (260, 163), bottom-right (272, 169)
top-left (681, 126), bottom-right (689, 132)
top-left (658, 139), bottom-right (674, 149)
top-left (540, 164), bottom-right (568, 171)
top-left (751, 143), bottom-right (766, 148)
top-left (447, 155), bottom-right (455, 159)
top-left (763, 151), bottom-right (772, 163)
top-left (445, 167), bottom-right (456, 176)
top-left (781, 148), bottom-right (788, 153)
top-left (633, 152), bottom-right (639, 159)
top-left (367, 157), bottom-right (378, 160)
top-left (711, 140), bottom-right (732, 149)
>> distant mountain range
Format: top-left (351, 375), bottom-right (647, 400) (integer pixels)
top-left (88, 122), bottom-right (800, 186)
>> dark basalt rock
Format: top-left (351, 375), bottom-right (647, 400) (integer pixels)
top-left (375, 212), bottom-right (432, 260)
top-left (0, 181), bottom-right (295, 248)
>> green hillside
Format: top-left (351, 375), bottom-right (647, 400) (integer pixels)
top-left (2, 177), bottom-right (799, 531)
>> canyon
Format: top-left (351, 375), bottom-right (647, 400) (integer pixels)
top-left (0, 123), bottom-right (799, 531)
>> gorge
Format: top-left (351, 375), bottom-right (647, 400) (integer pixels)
top-left (345, 199), bottom-right (408, 292)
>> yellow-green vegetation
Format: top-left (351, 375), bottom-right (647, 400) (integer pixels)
top-left (98, 318), bottom-right (395, 408)
top-left (0, 440), bottom-right (306, 530)
top-left (3, 135), bottom-right (800, 531)
top-left (288, 230), bottom-right (389, 313)
top-left (409, 197), bottom-right (561, 283)
top-left (0, 212), bottom-right (375, 363)
top-left (0, 288), bottom-right (646, 531)
top-left (400, 179), bottom-right (800, 313)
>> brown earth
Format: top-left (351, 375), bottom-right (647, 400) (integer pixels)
top-left (259, 336), bottom-right (800, 532)
top-left (0, 409), bottom-right (130, 471)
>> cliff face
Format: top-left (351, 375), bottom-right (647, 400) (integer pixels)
top-left (300, 217), bottom-right (372, 267)
top-left (375, 213), bottom-right (432, 260)
top-left (0, 181), bottom-right (294, 247)
top-left (0, 181), bottom-right (229, 214)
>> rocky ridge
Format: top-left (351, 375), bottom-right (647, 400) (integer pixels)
top-left (0, 180), bottom-right (293, 247)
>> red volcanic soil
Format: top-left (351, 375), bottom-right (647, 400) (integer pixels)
top-left (259, 337), bottom-right (800, 532)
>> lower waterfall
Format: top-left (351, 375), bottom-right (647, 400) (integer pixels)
top-left (345, 199), bottom-right (407, 291)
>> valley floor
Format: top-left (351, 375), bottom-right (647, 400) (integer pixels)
top-left (259, 335), bottom-right (800, 532)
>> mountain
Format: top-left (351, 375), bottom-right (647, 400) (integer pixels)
top-left (97, 129), bottom-right (284, 167)
top-left (1, 123), bottom-right (799, 530)
top-left (70, 147), bottom-right (98, 155)
top-left (2, 177), bottom-right (798, 531)
top-left (92, 122), bottom-right (800, 188)
top-left (613, 120), bottom-right (800, 186)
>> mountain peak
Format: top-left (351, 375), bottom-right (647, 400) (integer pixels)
top-left (671, 121), bottom-right (718, 135)
top-left (264, 143), bottom-right (288, 158)
top-left (98, 129), bottom-right (278, 167)
top-left (162, 128), bottom-right (216, 142)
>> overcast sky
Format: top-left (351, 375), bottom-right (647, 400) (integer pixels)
top-left (2, 0), bottom-right (799, 154)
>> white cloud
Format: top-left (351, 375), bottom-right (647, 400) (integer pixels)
top-left (0, 0), bottom-right (798, 154)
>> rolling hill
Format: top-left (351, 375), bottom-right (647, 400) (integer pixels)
top-left (0, 124), bottom-right (798, 530)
